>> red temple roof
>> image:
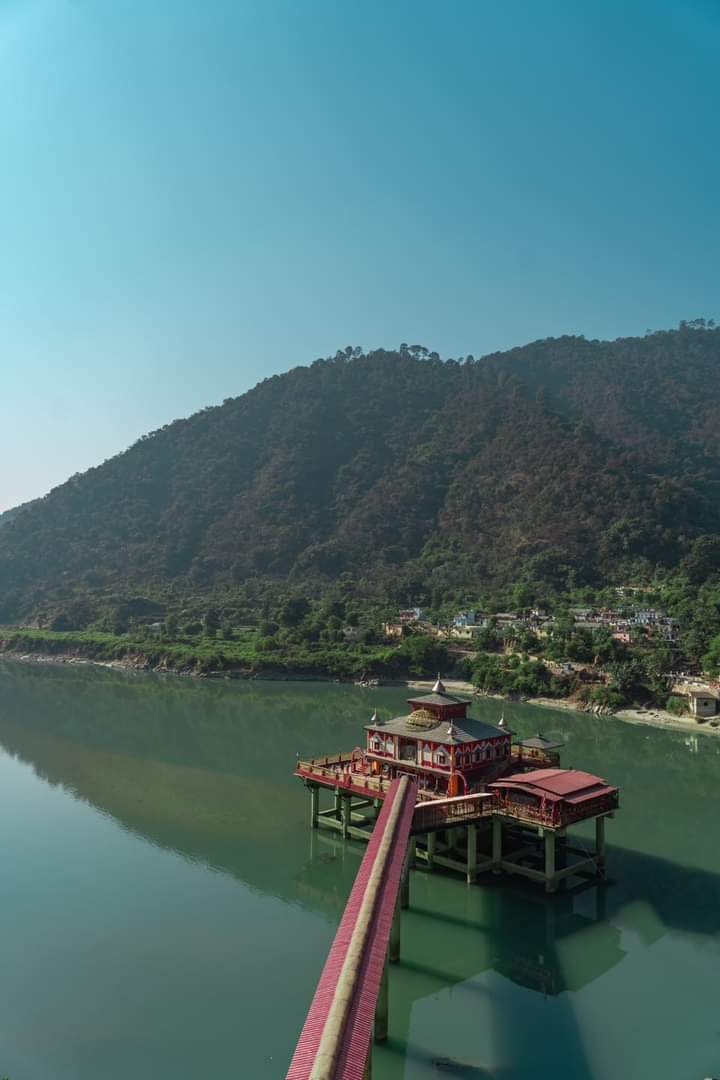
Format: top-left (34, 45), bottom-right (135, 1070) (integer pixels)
top-left (489, 768), bottom-right (616, 804)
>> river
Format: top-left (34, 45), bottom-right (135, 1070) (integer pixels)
top-left (0, 660), bottom-right (718, 1079)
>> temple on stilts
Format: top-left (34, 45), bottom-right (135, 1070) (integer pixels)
top-left (295, 677), bottom-right (619, 893)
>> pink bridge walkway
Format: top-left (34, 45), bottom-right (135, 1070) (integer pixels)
top-left (285, 774), bottom-right (417, 1080)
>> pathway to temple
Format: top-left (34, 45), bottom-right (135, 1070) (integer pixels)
top-left (285, 775), bottom-right (416, 1080)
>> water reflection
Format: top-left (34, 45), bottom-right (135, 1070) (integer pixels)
top-left (2, 660), bottom-right (720, 1079)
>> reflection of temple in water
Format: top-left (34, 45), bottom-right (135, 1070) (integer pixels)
top-left (4, 658), bottom-right (720, 1077)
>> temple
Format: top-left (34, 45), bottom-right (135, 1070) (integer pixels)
top-left (295, 677), bottom-right (620, 892)
top-left (364, 678), bottom-right (510, 796)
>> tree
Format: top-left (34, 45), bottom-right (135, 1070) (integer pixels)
top-left (278, 596), bottom-right (311, 627)
top-left (680, 535), bottom-right (720, 585)
top-left (702, 633), bottom-right (720, 676)
top-left (398, 635), bottom-right (448, 676)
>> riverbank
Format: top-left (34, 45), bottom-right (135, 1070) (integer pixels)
top-left (527, 695), bottom-right (720, 737)
top-left (0, 628), bottom-right (411, 681)
top-left (4, 637), bottom-right (719, 739)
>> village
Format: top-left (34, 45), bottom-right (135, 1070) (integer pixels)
top-left (380, 596), bottom-right (720, 723)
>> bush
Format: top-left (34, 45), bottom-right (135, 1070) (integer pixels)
top-left (589, 686), bottom-right (625, 711)
top-left (397, 635), bottom-right (449, 676)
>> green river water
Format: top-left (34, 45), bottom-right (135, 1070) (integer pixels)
top-left (0, 659), bottom-right (718, 1079)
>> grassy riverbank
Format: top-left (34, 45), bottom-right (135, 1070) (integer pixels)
top-left (0, 626), bottom-right (447, 680)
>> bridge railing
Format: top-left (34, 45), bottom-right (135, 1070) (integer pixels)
top-left (285, 775), bottom-right (417, 1080)
top-left (412, 791), bottom-right (495, 832)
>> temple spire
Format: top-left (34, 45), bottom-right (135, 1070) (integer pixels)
top-left (432, 673), bottom-right (446, 694)
top-left (370, 708), bottom-right (384, 726)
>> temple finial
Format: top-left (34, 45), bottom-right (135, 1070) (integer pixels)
top-left (432, 673), bottom-right (446, 694)
top-left (370, 708), bottom-right (384, 726)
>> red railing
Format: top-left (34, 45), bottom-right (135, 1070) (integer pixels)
top-left (412, 792), bottom-right (495, 832)
top-left (286, 776), bottom-right (417, 1080)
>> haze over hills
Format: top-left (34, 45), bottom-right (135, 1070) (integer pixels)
top-left (1, 324), bottom-right (719, 626)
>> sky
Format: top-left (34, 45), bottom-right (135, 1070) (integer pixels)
top-left (1, 0), bottom-right (719, 511)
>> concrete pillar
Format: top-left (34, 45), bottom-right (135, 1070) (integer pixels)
top-left (492, 816), bottom-right (503, 873)
top-left (426, 831), bottom-right (436, 870)
top-left (342, 795), bottom-right (351, 839)
top-left (375, 953), bottom-right (389, 1042)
top-left (389, 898), bottom-right (401, 963)
top-left (334, 787), bottom-right (342, 820)
top-left (373, 797), bottom-right (382, 820)
top-left (400, 843), bottom-right (413, 909)
top-left (596, 816), bottom-right (606, 867)
top-left (466, 823), bottom-right (478, 884)
top-left (544, 829), bottom-right (557, 893)
top-left (309, 784), bottom-right (319, 829)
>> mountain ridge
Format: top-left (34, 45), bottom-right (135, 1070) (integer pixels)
top-left (1, 326), bottom-right (719, 625)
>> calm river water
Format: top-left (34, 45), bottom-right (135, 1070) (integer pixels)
top-left (0, 660), bottom-right (718, 1079)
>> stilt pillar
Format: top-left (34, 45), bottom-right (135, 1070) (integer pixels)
top-left (426, 831), bottom-right (436, 870)
top-left (374, 953), bottom-right (388, 1042)
top-left (466, 823), bottom-right (477, 884)
top-left (389, 898), bottom-right (401, 963)
top-left (544, 829), bottom-right (557, 893)
top-left (401, 840), bottom-right (414, 909)
top-left (492, 815), bottom-right (503, 873)
top-left (334, 787), bottom-right (342, 820)
top-left (595, 815), bottom-right (606, 867)
top-left (373, 797), bottom-right (382, 820)
top-left (309, 784), bottom-right (319, 829)
top-left (342, 794), bottom-right (351, 839)
top-left (362, 1049), bottom-right (372, 1079)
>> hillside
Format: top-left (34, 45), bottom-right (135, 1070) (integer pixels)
top-left (1, 325), bottom-right (720, 627)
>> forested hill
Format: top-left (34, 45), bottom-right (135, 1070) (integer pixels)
top-left (2, 324), bottom-right (720, 626)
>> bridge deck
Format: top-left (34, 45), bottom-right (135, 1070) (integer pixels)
top-left (286, 775), bottom-right (416, 1080)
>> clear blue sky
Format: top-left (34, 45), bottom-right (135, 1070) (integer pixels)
top-left (1, 0), bottom-right (718, 511)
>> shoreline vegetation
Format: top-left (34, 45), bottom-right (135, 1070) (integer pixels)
top-left (3, 630), bottom-right (719, 739)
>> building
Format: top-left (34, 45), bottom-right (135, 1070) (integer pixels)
top-left (489, 768), bottom-right (619, 828)
top-left (295, 678), bottom-right (621, 892)
top-left (671, 682), bottom-right (719, 719)
top-left (364, 677), bottom-right (510, 797)
top-left (398, 608), bottom-right (424, 623)
top-left (687, 689), bottom-right (718, 719)
top-left (453, 610), bottom-right (483, 627)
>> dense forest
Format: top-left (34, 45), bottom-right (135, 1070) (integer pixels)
top-left (1, 323), bottom-right (720, 632)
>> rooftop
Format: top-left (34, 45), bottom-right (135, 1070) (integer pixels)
top-left (367, 711), bottom-right (505, 746)
top-left (407, 674), bottom-right (472, 709)
top-left (407, 691), bottom-right (470, 707)
top-left (518, 734), bottom-right (565, 751)
top-left (490, 768), bottom-right (617, 804)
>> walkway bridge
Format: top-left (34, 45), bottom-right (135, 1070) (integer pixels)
top-left (285, 775), bottom-right (416, 1080)
top-left (288, 768), bottom-right (615, 1075)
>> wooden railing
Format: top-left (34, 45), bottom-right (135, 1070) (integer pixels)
top-left (413, 792), bottom-right (495, 832)
top-left (495, 798), bottom-right (559, 828)
top-left (496, 793), bottom-right (618, 829)
top-left (296, 756), bottom-right (394, 796)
